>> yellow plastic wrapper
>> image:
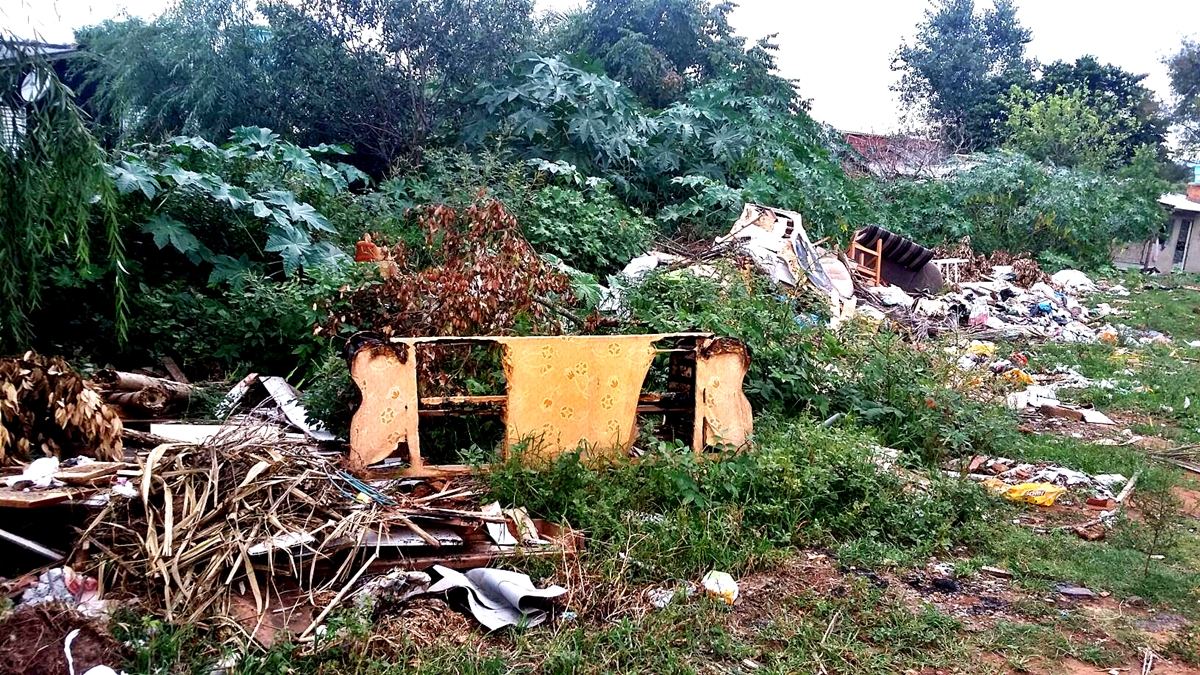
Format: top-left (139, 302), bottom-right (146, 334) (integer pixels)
top-left (966, 340), bottom-right (996, 357)
top-left (1003, 369), bottom-right (1035, 385)
top-left (982, 478), bottom-right (1066, 506)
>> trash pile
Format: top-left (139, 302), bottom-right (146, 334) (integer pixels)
top-left (18, 567), bottom-right (108, 618)
top-left (69, 427), bottom-right (575, 632)
top-left (947, 455), bottom-right (1136, 538)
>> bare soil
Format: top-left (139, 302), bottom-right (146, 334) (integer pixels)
top-left (0, 605), bottom-right (125, 675)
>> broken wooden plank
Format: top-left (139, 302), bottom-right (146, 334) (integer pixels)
top-left (55, 461), bottom-right (124, 486)
top-left (161, 357), bottom-right (190, 384)
top-left (0, 526), bottom-right (64, 560)
top-left (0, 487), bottom-right (95, 508)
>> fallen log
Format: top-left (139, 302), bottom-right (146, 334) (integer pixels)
top-left (94, 369), bottom-right (192, 401)
top-left (121, 427), bottom-right (175, 449)
top-left (105, 386), bottom-right (170, 417)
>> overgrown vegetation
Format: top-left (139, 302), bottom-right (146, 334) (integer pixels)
top-left (4, 1), bottom-right (1200, 671)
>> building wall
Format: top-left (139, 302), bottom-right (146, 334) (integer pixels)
top-left (1184, 213), bottom-right (1200, 273)
top-left (1156, 217), bottom-right (1182, 273)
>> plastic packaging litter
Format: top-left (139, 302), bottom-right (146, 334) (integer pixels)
top-left (701, 571), bottom-right (739, 605)
top-left (966, 341), bottom-right (996, 357)
top-left (1051, 269), bottom-right (1097, 294)
top-left (982, 479), bottom-right (1067, 506)
top-left (5, 456), bottom-right (61, 489)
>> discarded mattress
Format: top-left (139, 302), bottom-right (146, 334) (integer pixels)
top-left (854, 225), bottom-right (943, 293)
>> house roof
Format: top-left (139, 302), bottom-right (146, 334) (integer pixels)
top-left (1158, 193), bottom-right (1200, 214)
top-left (0, 41), bottom-right (78, 65)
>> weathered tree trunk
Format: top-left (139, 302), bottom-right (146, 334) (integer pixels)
top-left (94, 369), bottom-right (192, 401)
top-left (105, 386), bottom-right (170, 417)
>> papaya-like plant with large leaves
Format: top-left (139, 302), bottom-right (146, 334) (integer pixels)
top-left (110, 126), bottom-right (368, 283)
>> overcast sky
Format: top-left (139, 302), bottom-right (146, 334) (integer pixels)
top-left (6, 0), bottom-right (1198, 133)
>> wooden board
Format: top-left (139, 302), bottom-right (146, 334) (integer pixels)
top-left (0, 487), bottom-right (96, 508)
top-left (55, 462), bottom-right (124, 486)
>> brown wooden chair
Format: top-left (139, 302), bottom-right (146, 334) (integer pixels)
top-left (849, 237), bottom-right (883, 286)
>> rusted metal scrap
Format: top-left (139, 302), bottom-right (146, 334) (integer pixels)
top-left (347, 332), bottom-right (754, 474)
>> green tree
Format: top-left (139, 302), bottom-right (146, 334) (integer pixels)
top-left (1002, 86), bottom-right (1127, 170)
top-left (1035, 56), bottom-right (1167, 163)
top-left (892, 0), bottom-right (1033, 150)
top-left (546, 0), bottom-right (792, 109)
top-left (1165, 38), bottom-right (1200, 154)
top-left (0, 38), bottom-right (127, 347)
top-left (74, 0), bottom-right (535, 172)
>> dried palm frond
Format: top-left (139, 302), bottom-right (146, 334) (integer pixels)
top-left (75, 428), bottom-right (491, 626)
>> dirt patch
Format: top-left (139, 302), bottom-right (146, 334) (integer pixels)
top-left (723, 554), bottom-right (844, 639)
top-left (0, 605), bottom-right (125, 675)
top-left (1173, 487), bottom-right (1200, 519)
top-left (1061, 655), bottom-right (1200, 675)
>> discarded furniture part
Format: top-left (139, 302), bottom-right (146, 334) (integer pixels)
top-left (852, 225), bottom-right (944, 293)
top-left (849, 234), bottom-right (883, 286)
top-left (693, 338), bottom-right (754, 450)
top-left (349, 340), bottom-right (420, 472)
top-left (424, 565), bottom-right (567, 631)
top-left (932, 258), bottom-right (967, 285)
top-left (92, 369), bottom-right (191, 402)
top-left (718, 203), bottom-right (834, 295)
top-left (500, 335), bottom-right (658, 463)
top-left (0, 352), bottom-right (123, 465)
top-left (346, 333), bottom-right (755, 473)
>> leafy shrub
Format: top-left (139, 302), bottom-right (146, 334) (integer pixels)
top-left (876, 151), bottom-right (1168, 269)
top-left (300, 352), bottom-right (357, 440)
top-left (111, 127), bottom-right (367, 282)
top-left (469, 55), bottom-right (871, 238)
top-left (525, 181), bottom-right (654, 275)
top-left (623, 263), bottom-right (829, 411)
top-left (485, 416), bottom-right (994, 580)
top-left (624, 265), bottom-right (1015, 459)
top-left (128, 271), bottom-right (343, 379)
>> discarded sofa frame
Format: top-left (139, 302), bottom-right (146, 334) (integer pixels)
top-left (347, 332), bottom-right (753, 474)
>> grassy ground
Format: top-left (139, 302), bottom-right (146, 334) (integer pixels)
top-left (109, 273), bottom-right (1200, 674)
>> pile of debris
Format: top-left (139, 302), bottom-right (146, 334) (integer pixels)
top-left (67, 427), bottom-right (574, 634)
top-left (931, 237), bottom-right (1051, 287)
top-left (947, 455), bottom-right (1135, 539)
